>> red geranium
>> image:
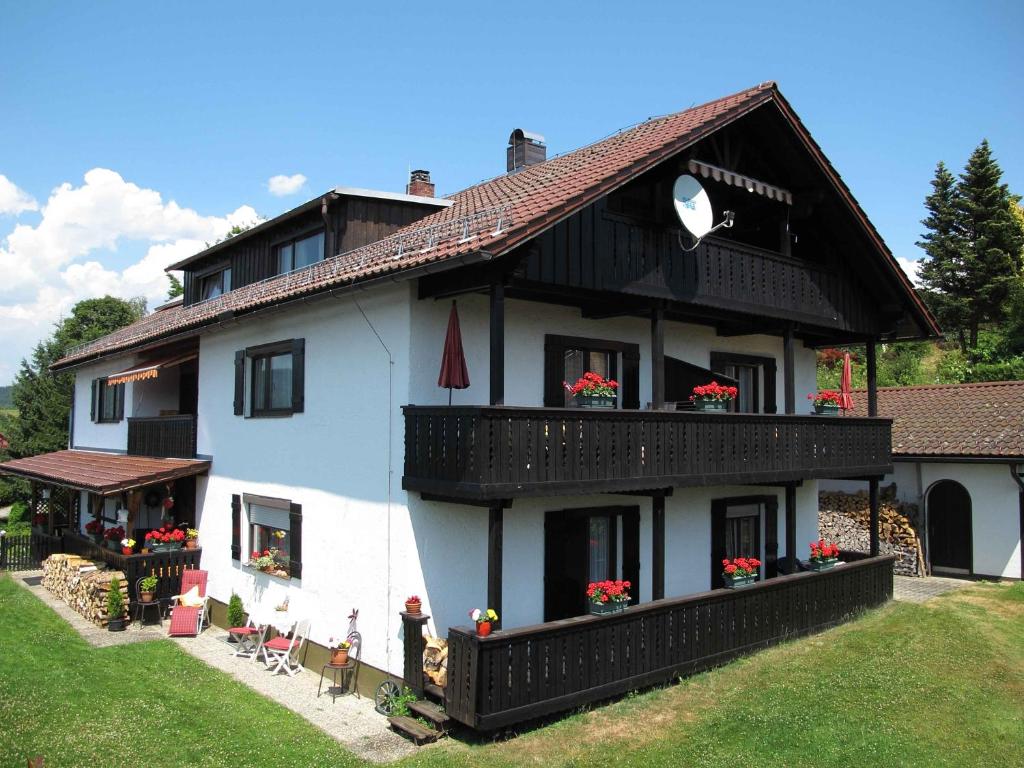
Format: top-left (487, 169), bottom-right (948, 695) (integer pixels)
top-left (104, 525), bottom-right (125, 541)
top-left (586, 579), bottom-right (631, 605)
top-left (85, 520), bottom-right (104, 535)
top-left (564, 371), bottom-right (619, 398)
top-left (807, 390), bottom-right (843, 407)
top-left (32, 513), bottom-right (48, 526)
top-left (690, 381), bottom-right (738, 402)
top-left (809, 539), bottom-right (840, 561)
top-left (721, 556), bottom-right (761, 579)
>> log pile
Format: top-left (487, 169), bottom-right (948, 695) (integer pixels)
top-left (423, 636), bottom-right (448, 688)
top-left (818, 489), bottom-right (924, 576)
top-left (41, 554), bottom-right (129, 627)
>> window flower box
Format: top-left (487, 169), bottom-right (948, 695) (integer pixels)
top-left (690, 381), bottom-right (738, 411)
top-left (574, 394), bottom-right (616, 409)
top-left (808, 390), bottom-right (842, 416)
top-left (808, 539), bottom-right (840, 570)
top-left (586, 579), bottom-right (631, 614)
top-left (694, 399), bottom-right (728, 412)
top-left (564, 372), bottom-right (619, 409)
top-left (721, 556), bottom-right (761, 589)
top-left (722, 573), bottom-right (756, 588)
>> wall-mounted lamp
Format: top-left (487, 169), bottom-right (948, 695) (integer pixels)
top-left (41, 488), bottom-right (51, 500)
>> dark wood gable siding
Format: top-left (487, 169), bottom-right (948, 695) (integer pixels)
top-left (519, 196), bottom-right (882, 335)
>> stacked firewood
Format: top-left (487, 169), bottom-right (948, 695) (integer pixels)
top-left (423, 636), bottom-right (448, 688)
top-left (818, 490), bottom-right (924, 576)
top-left (42, 554), bottom-right (129, 626)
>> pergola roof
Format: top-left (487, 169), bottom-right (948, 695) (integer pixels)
top-left (0, 450), bottom-right (210, 494)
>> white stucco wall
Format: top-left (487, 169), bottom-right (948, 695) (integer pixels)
top-left (71, 357), bottom-right (137, 452)
top-left (821, 461), bottom-right (1021, 579)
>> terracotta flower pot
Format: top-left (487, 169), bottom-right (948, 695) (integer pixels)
top-left (476, 621), bottom-right (492, 637)
top-left (121, 547), bottom-right (133, 556)
top-left (140, 591), bottom-right (155, 604)
top-left (330, 648), bottom-right (349, 665)
top-left (405, 601), bottom-right (422, 615)
top-left (185, 540), bottom-right (197, 550)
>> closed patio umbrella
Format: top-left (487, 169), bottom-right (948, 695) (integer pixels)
top-left (438, 300), bottom-right (470, 405)
top-left (839, 352), bottom-right (854, 411)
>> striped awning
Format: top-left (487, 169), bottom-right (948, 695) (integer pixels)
top-left (106, 352), bottom-right (197, 386)
top-left (686, 159), bottom-right (793, 205)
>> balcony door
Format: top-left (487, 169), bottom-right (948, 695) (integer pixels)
top-left (544, 506), bottom-right (639, 621)
top-left (709, 352), bottom-right (777, 414)
top-left (710, 495), bottom-right (779, 588)
top-left (544, 335), bottom-right (640, 409)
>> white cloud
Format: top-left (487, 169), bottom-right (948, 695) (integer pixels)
top-left (267, 173), bottom-right (307, 197)
top-left (896, 256), bottom-right (922, 286)
top-left (0, 168), bottom-right (260, 383)
top-left (0, 174), bottom-right (38, 215)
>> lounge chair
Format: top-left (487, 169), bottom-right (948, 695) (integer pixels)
top-left (167, 569), bottom-right (209, 637)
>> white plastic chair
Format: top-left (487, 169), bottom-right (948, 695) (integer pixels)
top-left (261, 618), bottom-right (311, 676)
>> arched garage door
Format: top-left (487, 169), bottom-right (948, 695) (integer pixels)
top-left (926, 480), bottom-right (972, 574)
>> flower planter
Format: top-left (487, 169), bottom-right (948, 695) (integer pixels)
top-left (149, 542), bottom-right (181, 553)
top-left (121, 547), bottom-right (134, 556)
top-left (108, 617), bottom-right (126, 632)
top-left (185, 539), bottom-right (197, 550)
top-left (91, 534), bottom-right (105, 546)
top-left (476, 621), bottom-right (492, 637)
top-left (722, 574), bottom-right (757, 589)
top-left (574, 394), bottom-right (616, 409)
top-left (330, 648), bottom-right (350, 666)
top-left (693, 400), bottom-right (728, 412)
top-left (32, 525), bottom-right (45, 536)
top-left (814, 403), bottom-right (840, 416)
top-left (807, 558), bottom-right (838, 571)
top-left (589, 601), bottom-right (627, 616)
top-left (404, 601), bottom-right (422, 615)
top-left (140, 591), bottom-right (155, 603)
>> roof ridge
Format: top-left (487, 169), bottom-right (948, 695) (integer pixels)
top-left (852, 380), bottom-right (1024, 393)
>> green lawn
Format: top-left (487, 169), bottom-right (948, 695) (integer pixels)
top-left (1, 574), bottom-right (1021, 767)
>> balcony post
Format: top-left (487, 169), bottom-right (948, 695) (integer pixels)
top-left (652, 494), bottom-right (665, 600)
top-left (651, 307), bottom-right (665, 410)
top-left (785, 484), bottom-right (797, 570)
top-left (490, 280), bottom-right (505, 406)
top-left (783, 326), bottom-right (796, 414)
top-left (866, 338), bottom-right (878, 417)
top-left (487, 503), bottom-right (504, 625)
top-left (869, 478), bottom-right (880, 556)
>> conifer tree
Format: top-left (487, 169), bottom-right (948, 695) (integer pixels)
top-left (917, 162), bottom-right (968, 349)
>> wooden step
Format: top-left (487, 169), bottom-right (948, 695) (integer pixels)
top-left (408, 699), bottom-right (450, 731)
top-left (423, 682), bottom-right (445, 702)
top-left (388, 715), bottom-right (441, 745)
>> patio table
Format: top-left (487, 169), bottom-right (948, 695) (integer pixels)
top-left (246, 604), bottom-right (307, 667)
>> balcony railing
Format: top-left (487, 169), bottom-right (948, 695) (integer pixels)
top-left (403, 406), bottom-right (892, 499)
top-left (127, 415), bottom-right (197, 459)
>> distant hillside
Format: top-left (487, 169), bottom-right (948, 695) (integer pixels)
top-left (0, 386), bottom-right (11, 409)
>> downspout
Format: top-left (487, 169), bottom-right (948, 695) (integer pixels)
top-left (1010, 463), bottom-right (1024, 581)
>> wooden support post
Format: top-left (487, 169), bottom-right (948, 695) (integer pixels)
top-left (30, 483), bottom-right (37, 527)
top-left (125, 490), bottom-right (142, 541)
top-left (652, 494), bottom-right (665, 600)
top-left (489, 280), bottom-right (505, 406)
top-left (785, 484), bottom-right (797, 569)
top-left (783, 327), bottom-right (796, 415)
top-left (487, 504), bottom-right (503, 624)
top-left (651, 307), bottom-right (665, 411)
top-left (400, 611), bottom-right (431, 697)
top-left (869, 478), bottom-right (880, 556)
top-left (867, 338), bottom-right (878, 418)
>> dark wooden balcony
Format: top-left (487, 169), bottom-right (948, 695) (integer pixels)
top-left (127, 415), bottom-right (197, 459)
top-left (403, 406), bottom-right (892, 500)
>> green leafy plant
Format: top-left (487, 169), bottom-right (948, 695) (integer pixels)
top-left (227, 593), bottom-right (245, 628)
top-left (139, 575), bottom-right (158, 593)
top-left (7, 501), bottom-right (28, 525)
top-left (390, 686), bottom-right (419, 718)
top-left (107, 577), bottom-right (124, 620)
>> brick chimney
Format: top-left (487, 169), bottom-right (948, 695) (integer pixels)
top-left (406, 169), bottom-right (435, 198)
top-left (507, 129), bottom-right (546, 173)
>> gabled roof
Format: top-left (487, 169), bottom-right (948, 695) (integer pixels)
top-left (54, 82), bottom-right (938, 370)
top-left (849, 381), bottom-right (1024, 459)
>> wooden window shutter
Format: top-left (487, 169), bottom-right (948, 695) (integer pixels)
top-left (622, 349), bottom-right (640, 410)
top-left (764, 497), bottom-right (779, 579)
top-left (233, 350), bottom-right (245, 416)
top-left (622, 508), bottom-right (640, 605)
top-left (115, 383), bottom-right (125, 421)
top-left (90, 379), bottom-right (98, 422)
top-left (288, 502), bottom-right (302, 579)
top-left (710, 499), bottom-right (727, 589)
top-left (763, 360), bottom-right (778, 414)
top-left (542, 339), bottom-right (564, 408)
top-left (230, 494), bottom-right (241, 561)
top-left (291, 338), bottom-right (305, 414)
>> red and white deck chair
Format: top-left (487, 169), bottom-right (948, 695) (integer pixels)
top-left (228, 616), bottom-right (267, 660)
top-left (167, 569), bottom-right (209, 637)
top-left (261, 618), bottom-right (311, 676)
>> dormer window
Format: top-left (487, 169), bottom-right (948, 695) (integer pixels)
top-left (277, 230), bottom-right (325, 274)
top-left (198, 266), bottom-right (231, 300)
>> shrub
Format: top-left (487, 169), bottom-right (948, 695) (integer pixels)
top-left (7, 501), bottom-right (28, 525)
top-left (107, 577), bottom-right (124, 621)
top-left (139, 575), bottom-right (158, 593)
top-left (227, 592), bottom-right (245, 628)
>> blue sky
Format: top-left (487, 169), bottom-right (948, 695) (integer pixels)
top-left (1, 1), bottom-right (1021, 383)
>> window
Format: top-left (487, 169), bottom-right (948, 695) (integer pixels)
top-left (91, 378), bottom-right (125, 423)
top-left (241, 494), bottom-right (302, 579)
top-left (233, 338), bottom-right (305, 417)
top-left (709, 352), bottom-right (777, 414)
top-left (563, 349), bottom-right (616, 407)
top-left (250, 505), bottom-right (291, 566)
top-left (198, 267), bottom-right (231, 300)
top-left (544, 334), bottom-right (639, 409)
top-left (710, 495), bottom-right (779, 588)
top-left (725, 504), bottom-right (761, 561)
top-left (277, 231), bottom-right (325, 274)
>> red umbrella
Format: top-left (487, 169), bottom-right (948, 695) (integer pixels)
top-left (839, 352), bottom-right (854, 411)
top-left (438, 300), bottom-right (470, 404)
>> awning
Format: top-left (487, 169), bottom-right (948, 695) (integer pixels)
top-left (687, 159), bottom-right (793, 205)
top-left (0, 450), bottom-right (210, 495)
top-left (106, 351), bottom-right (197, 386)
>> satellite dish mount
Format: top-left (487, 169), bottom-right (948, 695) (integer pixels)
top-left (672, 174), bottom-right (735, 252)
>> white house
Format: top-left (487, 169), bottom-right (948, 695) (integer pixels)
top-left (2, 83), bottom-right (940, 720)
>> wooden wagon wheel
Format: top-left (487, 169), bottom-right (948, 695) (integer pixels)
top-left (374, 679), bottom-right (402, 715)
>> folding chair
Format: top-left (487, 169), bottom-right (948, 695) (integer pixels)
top-left (167, 569), bottom-right (209, 637)
top-left (261, 618), bottom-right (311, 676)
top-left (228, 616), bottom-right (267, 660)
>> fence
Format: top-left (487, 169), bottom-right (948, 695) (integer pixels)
top-left (0, 531), bottom-right (64, 571)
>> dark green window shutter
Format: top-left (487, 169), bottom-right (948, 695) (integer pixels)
top-left (90, 379), bottom-right (98, 422)
top-left (291, 338), bottom-right (305, 414)
top-left (288, 502), bottom-right (302, 579)
top-left (542, 339), bottom-right (564, 408)
top-left (622, 508), bottom-right (640, 606)
top-left (710, 499), bottom-right (727, 589)
top-left (230, 494), bottom-right (241, 561)
top-left (233, 350), bottom-right (245, 416)
top-left (764, 497), bottom-right (779, 578)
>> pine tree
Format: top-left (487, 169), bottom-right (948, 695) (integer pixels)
top-left (917, 162), bottom-right (969, 350)
top-left (956, 140), bottom-right (1024, 347)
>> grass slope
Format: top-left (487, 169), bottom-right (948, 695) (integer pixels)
top-left (0, 575), bottom-right (1021, 767)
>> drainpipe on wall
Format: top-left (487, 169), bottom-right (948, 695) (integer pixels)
top-left (1010, 463), bottom-right (1024, 581)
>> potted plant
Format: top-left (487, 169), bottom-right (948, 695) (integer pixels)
top-left (586, 579), bottom-right (632, 614)
top-left (328, 638), bottom-right (352, 665)
top-left (120, 537), bottom-right (136, 556)
top-left (404, 595), bottom-right (422, 615)
top-left (690, 381), bottom-right (738, 412)
top-left (104, 525), bottom-right (125, 551)
top-left (721, 556), bottom-right (761, 588)
top-left (227, 592), bottom-right (245, 635)
top-left (145, 525), bottom-right (186, 552)
top-left (185, 528), bottom-right (199, 550)
top-left (808, 539), bottom-right (840, 571)
top-left (139, 574), bottom-right (158, 603)
top-left (469, 608), bottom-right (499, 636)
top-left (563, 371), bottom-right (619, 408)
top-left (107, 576), bottom-right (126, 632)
top-left (31, 513), bottom-right (48, 535)
top-left (808, 390), bottom-right (842, 415)
top-left (85, 519), bottom-right (105, 545)
top-left (249, 549), bottom-right (281, 574)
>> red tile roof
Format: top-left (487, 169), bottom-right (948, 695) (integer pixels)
top-left (849, 381), bottom-right (1024, 458)
top-left (0, 450), bottom-right (211, 494)
top-left (53, 82), bottom-right (936, 370)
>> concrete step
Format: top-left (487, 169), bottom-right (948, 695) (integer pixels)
top-left (388, 715), bottom-right (441, 745)
top-left (408, 699), bottom-right (450, 731)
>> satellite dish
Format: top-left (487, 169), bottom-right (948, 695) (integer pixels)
top-left (673, 175), bottom-right (713, 239)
